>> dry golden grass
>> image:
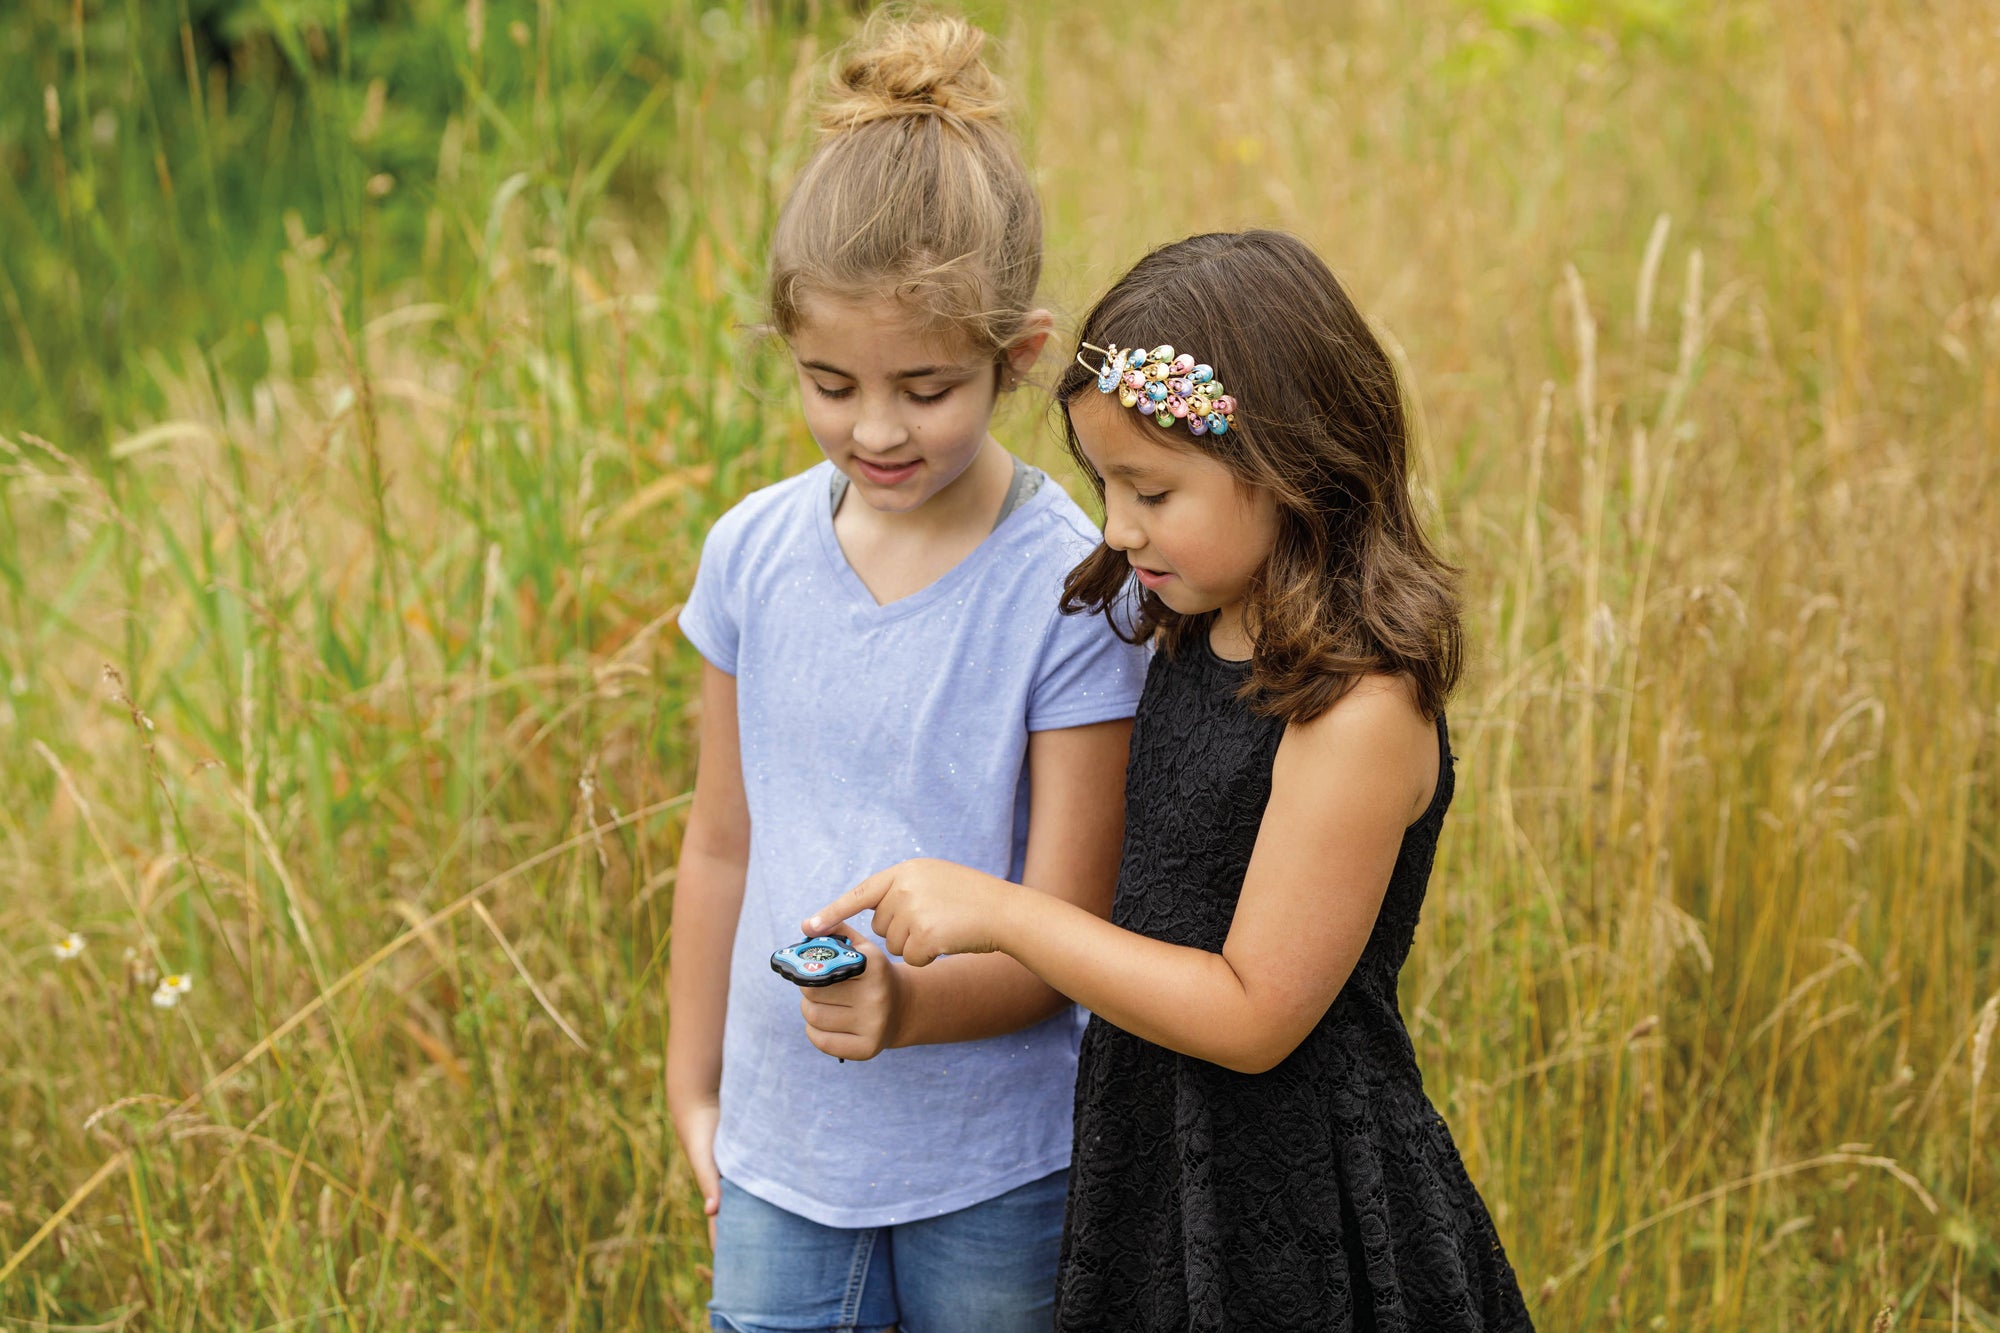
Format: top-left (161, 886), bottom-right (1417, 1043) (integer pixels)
top-left (1, 0), bottom-right (1994, 1327)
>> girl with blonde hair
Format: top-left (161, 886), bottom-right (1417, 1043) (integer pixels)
top-left (669, 12), bottom-right (1146, 1331)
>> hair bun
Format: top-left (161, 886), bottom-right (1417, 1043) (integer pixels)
top-left (817, 10), bottom-right (1009, 134)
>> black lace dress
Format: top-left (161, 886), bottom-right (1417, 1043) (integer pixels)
top-left (1056, 637), bottom-right (1533, 1332)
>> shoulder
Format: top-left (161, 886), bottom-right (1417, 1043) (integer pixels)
top-left (699, 463), bottom-right (829, 561)
top-left (1004, 475), bottom-right (1107, 566)
top-left (991, 475), bottom-right (1112, 619)
top-left (1272, 674), bottom-right (1439, 822)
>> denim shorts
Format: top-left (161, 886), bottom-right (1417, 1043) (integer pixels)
top-left (707, 1169), bottom-right (1066, 1333)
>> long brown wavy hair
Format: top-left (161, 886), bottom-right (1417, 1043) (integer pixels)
top-left (1057, 230), bottom-right (1462, 724)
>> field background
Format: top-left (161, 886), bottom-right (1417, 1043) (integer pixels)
top-left (2, 0), bottom-right (1996, 1327)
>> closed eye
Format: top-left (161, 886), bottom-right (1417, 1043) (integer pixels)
top-left (811, 381), bottom-right (854, 401)
top-left (1135, 490), bottom-right (1168, 507)
top-left (907, 386), bottom-right (955, 405)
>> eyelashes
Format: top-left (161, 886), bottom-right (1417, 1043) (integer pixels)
top-left (810, 382), bottom-right (955, 406)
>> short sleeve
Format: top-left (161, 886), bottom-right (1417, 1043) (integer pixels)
top-left (1026, 603), bottom-right (1149, 732)
top-left (678, 511), bottom-right (743, 674)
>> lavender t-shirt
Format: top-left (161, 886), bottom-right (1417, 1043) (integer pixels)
top-left (679, 460), bottom-right (1148, 1228)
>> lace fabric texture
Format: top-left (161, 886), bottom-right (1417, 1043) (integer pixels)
top-left (1055, 641), bottom-right (1534, 1332)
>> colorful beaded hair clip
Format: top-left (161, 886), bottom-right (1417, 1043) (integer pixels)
top-left (1076, 342), bottom-right (1238, 437)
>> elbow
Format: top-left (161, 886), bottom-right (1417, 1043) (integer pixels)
top-left (1219, 1051), bottom-right (1285, 1077)
top-left (677, 837), bottom-right (751, 880)
top-left (1204, 972), bottom-right (1315, 1074)
top-left (1208, 993), bottom-right (1324, 1073)
top-left (1214, 1030), bottom-right (1305, 1076)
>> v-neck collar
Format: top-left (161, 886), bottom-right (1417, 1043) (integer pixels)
top-left (812, 461), bottom-right (1054, 619)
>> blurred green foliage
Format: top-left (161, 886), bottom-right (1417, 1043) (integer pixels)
top-left (0, 0), bottom-right (1708, 451)
top-left (0, 0), bottom-right (849, 444)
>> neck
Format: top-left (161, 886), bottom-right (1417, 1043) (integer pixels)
top-left (1207, 602), bottom-right (1254, 661)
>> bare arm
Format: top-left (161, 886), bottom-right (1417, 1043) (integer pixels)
top-left (800, 718), bottom-right (1130, 1058)
top-left (666, 662), bottom-right (751, 1227)
top-left (809, 679), bottom-right (1438, 1075)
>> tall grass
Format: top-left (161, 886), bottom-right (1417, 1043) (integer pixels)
top-left (2, 0), bottom-right (1995, 1326)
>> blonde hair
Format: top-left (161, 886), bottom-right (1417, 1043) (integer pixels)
top-left (767, 8), bottom-right (1042, 358)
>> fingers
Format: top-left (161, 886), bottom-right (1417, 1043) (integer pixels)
top-left (803, 1020), bottom-right (875, 1062)
top-left (867, 914), bottom-right (924, 966)
top-left (799, 985), bottom-right (888, 1061)
top-left (804, 870), bottom-right (893, 936)
top-left (799, 993), bottom-right (858, 1032)
top-left (844, 931), bottom-right (889, 965)
top-left (810, 920), bottom-right (885, 970)
top-left (674, 1105), bottom-right (722, 1246)
top-left (800, 928), bottom-right (886, 1001)
top-left (690, 1153), bottom-right (720, 1200)
top-left (690, 1156), bottom-right (721, 1221)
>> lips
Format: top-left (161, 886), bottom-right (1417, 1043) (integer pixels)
top-left (854, 456), bottom-right (921, 486)
top-left (1133, 566), bottom-right (1173, 590)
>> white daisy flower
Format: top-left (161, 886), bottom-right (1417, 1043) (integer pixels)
top-left (53, 932), bottom-right (85, 960)
top-left (151, 973), bottom-right (192, 1008)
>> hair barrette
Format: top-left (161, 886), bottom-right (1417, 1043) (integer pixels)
top-left (1075, 342), bottom-right (1237, 437)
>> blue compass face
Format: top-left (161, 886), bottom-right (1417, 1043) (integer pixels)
top-left (772, 936), bottom-right (865, 988)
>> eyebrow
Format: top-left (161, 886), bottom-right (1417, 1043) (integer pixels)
top-left (1102, 461), bottom-right (1164, 481)
top-left (798, 359), bottom-right (970, 381)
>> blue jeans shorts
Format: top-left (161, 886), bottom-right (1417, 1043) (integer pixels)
top-left (707, 1169), bottom-right (1067, 1333)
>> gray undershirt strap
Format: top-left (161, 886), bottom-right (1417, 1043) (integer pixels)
top-left (829, 455), bottom-right (1042, 531)
top-left (995, 454), bottom-right (1044, 524)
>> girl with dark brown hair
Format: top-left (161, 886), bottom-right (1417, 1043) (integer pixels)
top-left (809, 230), bottom-right (1535, 1330)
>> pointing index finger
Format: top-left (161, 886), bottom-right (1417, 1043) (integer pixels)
top-left (803, 870), bottom-right (891, 936)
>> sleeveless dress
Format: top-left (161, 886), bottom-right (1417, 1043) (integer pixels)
top-left (1056, 636), bottom-right (1534, 1332)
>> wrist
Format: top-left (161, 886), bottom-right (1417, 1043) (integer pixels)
top-left (882, 960), bottom-right (912, 1050)
top-left (987, 875), bottom-right (1033, 958)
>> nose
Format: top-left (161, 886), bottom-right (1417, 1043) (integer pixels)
top-left (1100, 491), bottom-right (1144, 554)
top-left (852, 395), bottom-right (908, 454)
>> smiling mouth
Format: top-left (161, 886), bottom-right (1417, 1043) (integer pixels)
top-left (854, 456), bottom-right (921, 483)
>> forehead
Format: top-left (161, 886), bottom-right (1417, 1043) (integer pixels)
top-left (1068, 385), bottom-right (1202, 475)
top-left (791, 292), bottom-right (982, 371)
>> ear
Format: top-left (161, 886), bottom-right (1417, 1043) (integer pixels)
top-left (1001, 309), bottom-right (1056, 388)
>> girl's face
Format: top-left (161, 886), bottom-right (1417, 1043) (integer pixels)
top-left (1068, 387), bottom-right (1280, 627)
top-left (790, 294), bottom-right (1043, 514)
